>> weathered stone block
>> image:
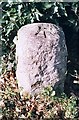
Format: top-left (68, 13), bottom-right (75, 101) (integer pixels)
top-left (16, 23), bottom-right (67, 95)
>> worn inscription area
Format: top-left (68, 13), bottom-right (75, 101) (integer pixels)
top-left (16, 23), bottom-right (67, 94)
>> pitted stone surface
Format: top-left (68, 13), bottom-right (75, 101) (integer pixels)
top-left (16, 23), bottom-right (67, 94)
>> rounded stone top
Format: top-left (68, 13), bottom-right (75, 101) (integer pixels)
top-left (18, 23), bottom-right (60, 31)
top-left (17, 23), bottom-right (64, 44)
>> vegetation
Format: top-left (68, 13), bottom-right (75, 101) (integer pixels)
top-left (0, 2), bottom-right (79, 119)
top-left (0, 72), bottom-right (78, 119)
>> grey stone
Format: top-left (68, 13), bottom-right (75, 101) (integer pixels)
top-left (16, 23), bottom-right (67, 95)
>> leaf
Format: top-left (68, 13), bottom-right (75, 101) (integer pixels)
top-left (43, 3), bottom-right (54, 10)
top-left (51, 91), bottom-right (55, 97)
